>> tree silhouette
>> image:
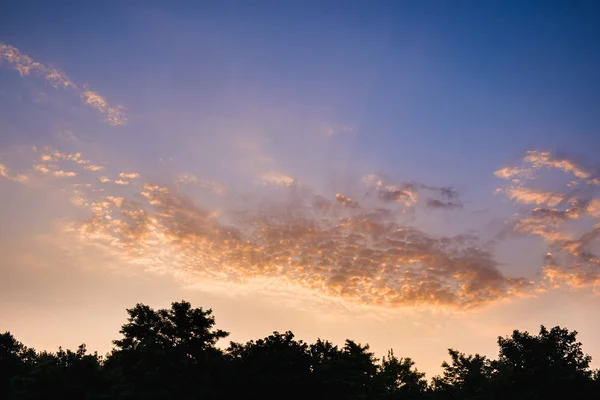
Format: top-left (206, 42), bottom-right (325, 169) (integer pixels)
top-left (431, 349), bottom-right (492, 399)
top-left (104, 301), bottom-right (229, 400)
top-left (0, 333), bottom-right (36, 398)
top-left (9, 344), bottom-right (103, 400)
top-left (328, 340), bottom-right (379, 400)
top-left (227, 331), bottom-right (312, 399)
top-left (2, 303), bottom-right (599, 400)
top-left (379, 350), bottom-right (427, 399)
top-left (492, 325), bottom-right (593, 399)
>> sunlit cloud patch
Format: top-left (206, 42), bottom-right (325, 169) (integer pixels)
top-left (1, 143), bottom-right (543, 311)
top-left (0, 42), bottom-right (126, 126)
top-left (3, 142), bottom-right (600, 310)
top-left (496, 150), bottom-right (600, 292)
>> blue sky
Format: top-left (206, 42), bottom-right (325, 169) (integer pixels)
top-left (1, 1), bottom-right (600, 376)
top-left (4, 2), bottom-right (599, 163)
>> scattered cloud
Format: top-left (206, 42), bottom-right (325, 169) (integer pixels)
top-left (335, 193), bottom-right (359, 208)
top-left (499, 187), bottom-right (564, 207)
top-left (0, 163), bottom-right (28, 183)
top-left (495, 150), bottom-right (591, 181)
top-left (33, 164), bottom-right (77, 177)
top-left (176, 173), bottom-right (226, 194)
top-left (523, 150), bottom-right (591, 179)
top-left (84, 164), bottom-right (105, 172)
top-left (53, 170), bottom-right (78, 178)
top-left (0, 42), bottom-right (126, 126)
top-left (259, 171), bottom-right (296, 187)
top-left (496, 150), bottom-right (600, 291)
top-left (119, 172), bottom-right (140, 179)
top-left (80, 89), bottom-right (127, 126)
top-left (494, 166), bottom-right (528, 180)
top-left (0, 43), bottom-right (75, 88)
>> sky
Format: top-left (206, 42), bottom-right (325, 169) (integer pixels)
top-left (1, 0), bottom-right (600, 377)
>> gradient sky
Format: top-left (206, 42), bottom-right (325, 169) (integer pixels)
top-left (1, 1), bottom-right (600, 377)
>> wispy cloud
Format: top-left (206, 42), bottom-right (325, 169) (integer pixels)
top-left (0, 43), bottom-right (75, 88)
top-left (362, 174), bottom-right (462, 210)
top-left (0, 43), bottom-right (127, 126)
top-left (0, 146), bottom-right (110, 186)
top-left (495, 150), bottom-right (592, 181)
top-left (0, 163), bottom-right (28, 183)
top-left (426, 199), bottom-right (463, 209)
top-left (523, 150), bottom-right (591, 179)
top-left (496, 150), bottom-right (600, 292)
top-left (80, 89), bottom-right (127, 126)
top-left (259, 171), bottom-right (296, 187)
top-left (33, 164), bottom-right (77, 177)
top-left (499, 187), bottom-right (564, 207)
top-left (84, 164), bottom-right (105, 172)
top-left (119, 172), bottom-right (140, 179)
top-left (176, 173), bottom-right (226, 195)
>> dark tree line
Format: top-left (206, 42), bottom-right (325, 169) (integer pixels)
top-left (2, 301), bottom-right (599, 399)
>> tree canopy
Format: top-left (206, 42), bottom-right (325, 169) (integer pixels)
top-left (1, 301), bottom-right (599, 399)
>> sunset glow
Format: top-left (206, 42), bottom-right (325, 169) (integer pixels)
top-left (1, 2), bottom-right (600, 378)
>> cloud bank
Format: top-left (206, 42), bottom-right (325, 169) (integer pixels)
top-left (0, 144), bottom-right (532, 311)
top-left (2, 144), bottom-right (599, 310)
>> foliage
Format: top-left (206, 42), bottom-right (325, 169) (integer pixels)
top-left (1, 303), bottom-right (599, 399)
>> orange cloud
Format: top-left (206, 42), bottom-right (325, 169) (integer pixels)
top-left (259, 171), bottom-right (296, 187)
top-left (66, 170), bottom-right (528, 309)
top-left (496, 150), bottom-right (600, 292)
top-left (523, 150), bottom-right (590, 179)
top-left (0, 163), bottom-right (28, 183)
top-left (33, 164), bottom-right (77, 177)
top-left (0, 43), bottom-right (75, 88)
top-left (176, 173), bottom-right (226, 194)
top-left (4, 143), bottom-right (519, 309)
top-left (500, 187), bottom-right (564, 207)
top-left (84, 164), bottom-right (105, 172)
top-left (0, 42), bottom-right (126, 126)
top-left (9, 144), bottom-right (600, 309)
top-left (80, 90), bottom-right (127, 126)
top-left (119, 172), bottom-right (140, 179)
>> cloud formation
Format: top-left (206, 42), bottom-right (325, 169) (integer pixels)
top-left (0, 163), bottom-right (28, 183)
top-left (1, 144), bottom-right (534, 310)
top-left (6, 143), bottom-right (599, 310)
top-left (74, 180), bottom-right (527, 309)
top-left (496, 150), bottom-right (600, 292)
top-left (80, 89), bottom-right (127, 126)
top-left (176, 173), bottom-right (226, 195)
top-left (259, 171), bottom-right (296, 187)
top-left (362, 174), bottom-right (463, 211)
top-left (0, 43), bottom-right (126, 126)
